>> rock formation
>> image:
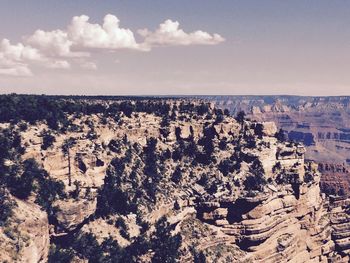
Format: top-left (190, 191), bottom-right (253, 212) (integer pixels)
top-left (0, 195), bottom-right (49, 263)
top-left (1, 95), bottom-right (350, 262)
top-left (207, 95), bottom-right (350, 198)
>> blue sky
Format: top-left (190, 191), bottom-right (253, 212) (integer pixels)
top-left (0, 0), bottom-right (349, 95)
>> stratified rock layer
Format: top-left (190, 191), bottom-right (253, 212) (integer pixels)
top-left (2, 98), bottom-right (350, 262)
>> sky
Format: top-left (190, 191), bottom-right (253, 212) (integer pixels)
top-left (0, 0), bottom-right (350, 95)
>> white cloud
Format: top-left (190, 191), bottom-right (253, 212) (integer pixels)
top-left (67, 14), bottom-right (140, 50)
top-left (0, 39), bottom-right (73, 75)
top-left (0, 39), bottom-right (42, 62)
top-left (138, 19), bottom-right (225, 48)
top-left (0, 39), bottom-right (41, 76)
top-left (48, 60), bottom-right (71, 69)
top-left (0, 14), bottom-right (225, 77)
top-left (80, 61), bottom-right (97, 70)
top-left (27, 29), bottom-right (88, 58)
top-left (26, 14), bottom-right (140, 62)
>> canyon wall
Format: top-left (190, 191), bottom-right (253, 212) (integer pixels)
top-left (1, 97), bottom-right (350, 262)
top-left (207, 95), bottom-right (350, 197)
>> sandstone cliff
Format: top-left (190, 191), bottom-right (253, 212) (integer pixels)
top-left (0, 96), bottom-right (350, 262)
top-left (206, 95), bottom-right (350, 197)
top-left (0, 195), bottom-right (49, 263)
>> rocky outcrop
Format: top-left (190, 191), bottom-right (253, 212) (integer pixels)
top-left (190, 164), bottom-right (336, 262)
top-left (3, 97), bottom-right (350, 262)
top-left (208, 95), bottom-right (350, 201)
top-left (328, 196), bottom-right (350, 262)
top-left (0, 197), bottom-right (49, 263)
top-left (319, 164), bottom-right (350, 196)
top-left (54, 198), bottom-right (97, 232)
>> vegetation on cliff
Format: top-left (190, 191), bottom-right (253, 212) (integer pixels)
top-left (1, 95), bottom-right (344, 262)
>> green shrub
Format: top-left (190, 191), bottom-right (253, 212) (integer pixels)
top-left (0, 189), bottom-right (16, 226)
top-left (48, 244), bottom-right (74, 263)
top-left (171, 167), bottom-right (182, 184)
top-left (41, 130), bottom-right (56, 150)
top-left (152, 217), bottom-right (182, 263)
top-left (244, 174), bottom-right (267, 191)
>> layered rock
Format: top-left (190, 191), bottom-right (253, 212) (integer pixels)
top-left (328, 196), bottom-right (350, 262)
top-left (190, 164), bottom-right (334, 262)
top-left (2, 97), bottom-right (350, 262)
top-left (319, 164), bottom-right (350, 196)
top-left (208, 95), bottom-right (350, 197)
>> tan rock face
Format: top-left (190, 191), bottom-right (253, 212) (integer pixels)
top-left (0, 197), bottom-right (49, 263)
top-left (3, 98), bottom-right (350, 263)
top-left (211, 95), bottom-right (350, 201)
top-left (202, 208), bottom-right (228, 221)
top-left (319, 163), bottom-right (350, 197)
top-left (194, 177), bottom-right (339, 263)
top-left (55, 198), bottom-right (97, 232)
top-left (328, 196), bottom-right (350, 262)
top-left (262, 122), bottom-right (278, 137)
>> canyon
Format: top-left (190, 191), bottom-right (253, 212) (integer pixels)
top-left (207, 96), bottom-right (350, 197)
top-left (1, 95), bottom-right (350, 262)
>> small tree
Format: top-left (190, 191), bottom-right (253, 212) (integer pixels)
top-left (143, 138), bottom-right (161, 202)
top-left (218, 138), bottom-right (227, 150)
top-left (244, 174), bottom-right (266, 191)
top-left (152, 217), bottom-right (182, 263)
top-left (160, 115), bottom-right (171, 139)
top-left (171, 166), bottom-right (182, 184)
top-left (41, 130), bottom-right (56, 150)
top-left (244, 159), bottom-right (267, 191)
top-left (218, 159), bottom-right (235, 176)
top-left (70, 181), bottom-right (81, 200)
top-left (48, 244), bottom-right (74, 263)
top-left (254, 123), bottom-right (264, 139)
top-left (0, 189), bottom-right (16, 226)
top-left (9, 158), bottom-right (40, 199)
top-left (275, 128), bottom-right (286, 142)
top-left (194, 249), bottom-right (206, 263)
top-left (61, 137), bottom-right (76, 186)
top-left (235, 111), bottom-right (246, 126)
top-left (72, 233), bottom-right (104, 262)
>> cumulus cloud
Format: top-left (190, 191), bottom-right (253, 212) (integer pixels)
top-left (27, 14), bottom-right (139, 58)
top-left (26, 14), bottom-right (223, 55)
top-left (138, 19), bottom-right (225, 48)
top-left (27, 29), bottom-right (88, 57)
top-left (67, 14), bottom-right (140, 50)
top-left (0, 39), bottom-right (42, 62)
top-left (0, 14), bottom-right (225, 76)
top-left (0, 39), bottom-right (41, 76)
